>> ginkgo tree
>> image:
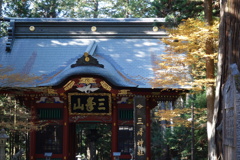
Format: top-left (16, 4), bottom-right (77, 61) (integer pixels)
top-left (155, 107), bottom-right (207, 127)
top-left (0, 65), bottom-right (43, 159)
top-left (151, 18), bottom-right (219, 90)
top-left (151, 18), bottom-right (219, 159)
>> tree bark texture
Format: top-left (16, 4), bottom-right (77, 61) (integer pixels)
top-left (0, 0), bottom-right (2, 17)
top-left (93, 0), bottom-right (99, 18)
top-left (220, 0), bottom-right (240, 80)
top-left (204, 0), bottom-right (218, 159)
top-left (217, 0), bottom-right (240, 159)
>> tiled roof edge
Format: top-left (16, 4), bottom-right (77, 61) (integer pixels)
top-left (1, 17), bottom-right (165, 22)
top-left (2, 17), bottom-right (168, 39)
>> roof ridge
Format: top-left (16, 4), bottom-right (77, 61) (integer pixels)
top-left (1, 17), bottom-right (165, 22)
top-left (3, 18), bottom-right (167, 40)
top-left (71, 41), bottom-right (104, 68)
top-left (85, 40), bottom-right (97, 56)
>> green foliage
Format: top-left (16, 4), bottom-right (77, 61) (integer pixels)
top-left (1, 0), bottom-right (161, 18)
top-left (165, 126), bottom-right (192, 159)
top-left (0, 0), bottom-right (220, 19)
top-left (57, 0), bottom-right (156, 18)
top-left (151, 0), bottom-right (219, 26)
top-left (109, 0), bottom-right (155, 18)
top-left (0, 21), bottom-right (9, 37)
top-left (151, 92), bottom-right (208, 159)
top-left (0, 95), bottom-right (35, 160)
top-left (0, 0), bottom-right (220, 21)
top-left (151, 0), bottom-right (204, 25)
top-left (31, 0), bottom-right (61, 18)
top-left (3, 0), bottom-right (32, 17)
top-left (63, 0), bottom-right (106, 18)
top-left (151, 121), bottom-right (168, 159)
top-left (0, 95), bottom-right (35, 132)
top-left (151, 123), bottom-right (207, 160)
top-left (95, 124), bottom-right (112, 159)
top-left (189, 92), bottom-right (207, 109)
top-left (76, 123), bottom-right (111, 159)
top-left (0, 65), bottom-right (43, 159)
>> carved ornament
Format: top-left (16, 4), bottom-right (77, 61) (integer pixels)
top-left (71, 52), bottom-right (104, 68)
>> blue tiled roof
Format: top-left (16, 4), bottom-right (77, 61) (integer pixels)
top-left (0, 38), bottom-right (168, 88)
top-left (0, 18), bottom-right (188, 89)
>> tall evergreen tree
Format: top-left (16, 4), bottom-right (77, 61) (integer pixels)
top-left (109, 0), bottom-right (155, 18)
top-left (63, 0), bottom-right (102, 18)
top-left (31, 0), bottom-right (61, 18)
top-left (3, 0), bottom-right (32, 17)
top-left (151, 0), bottom-right (219, 25)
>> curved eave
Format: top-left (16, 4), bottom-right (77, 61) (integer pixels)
top-left (38, 66), bottom-right (140, 88)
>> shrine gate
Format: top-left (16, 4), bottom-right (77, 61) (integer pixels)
top-left (0, 18), bottom-right (187, 160)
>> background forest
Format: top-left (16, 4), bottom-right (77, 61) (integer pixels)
top-left (1, 0), bottom-right (206, 18)
top-left (0, 0), bottom-right (220, 160)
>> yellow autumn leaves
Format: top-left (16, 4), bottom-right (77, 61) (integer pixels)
top-left (151, 18), bottom-right (219, 127)
top-left (154, 108), bottom-right (207, 127)
top-left (151, 18), bottom-right (219, 91)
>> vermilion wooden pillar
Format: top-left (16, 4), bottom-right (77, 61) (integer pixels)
top-left (111, 95), bottom-right (118, 160)
top-left (29, 130), bottom-right (36, 160)
top-left (63, 102), bottom-right (69, 160)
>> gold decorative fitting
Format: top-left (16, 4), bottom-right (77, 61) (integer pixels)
top-left (47, 88), bottom-right (57, 94)
top-left (153, 26), bottom-right (158, 32)
top-left (118, 90), bottom-right (131, 95)
top-left (63, 80), bottom-right (75, 91)
top-left (85, 56), bottom-right (90, 62)
top-left (79, 77), bottom-right (96, 84)
top-left (29, 26), bottom-right (35, 32)
top-left (136, 104), bottom-right (144, 109)
top-left (84, 52), bottom-right (90, 62)
top-left (100, 81), bottom-right (112, 91)
top-left (91, 26), bottom-right (97, 32)
top-left (84, 52), bottom-right (89, 57)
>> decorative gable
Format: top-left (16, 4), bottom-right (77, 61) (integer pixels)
top-left (71, 52), bottom-right (104, 68)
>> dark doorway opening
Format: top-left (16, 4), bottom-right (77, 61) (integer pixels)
top-left (74, 123), bottom-right (112, 160)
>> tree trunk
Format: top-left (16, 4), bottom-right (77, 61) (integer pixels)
top-left (125, 0), bottom-right (130, 18)
top-left (93, 0), bottom-right (99, 18)
top-left (0, 0), bottom-right (2, 17)
top-left (204, 0), bottom-right (217, 159)
top-left (217, 0), bottom-right (240, 159)
top-left (89, 141), bottom-right (96, 160)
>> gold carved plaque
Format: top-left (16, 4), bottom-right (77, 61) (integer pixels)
top-left (68, 93), bottom-right (112, 115)
top-left (79, 77), bottom-right (96, 85)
